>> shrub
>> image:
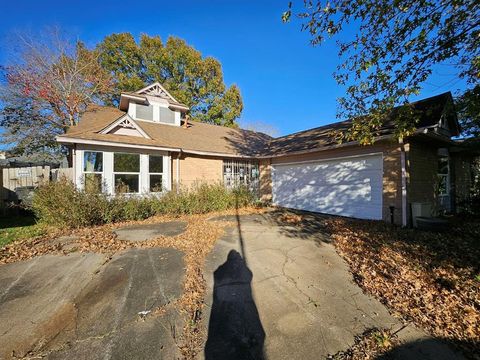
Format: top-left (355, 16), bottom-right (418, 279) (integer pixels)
top-left (31, 179), bottom-right (255, 228)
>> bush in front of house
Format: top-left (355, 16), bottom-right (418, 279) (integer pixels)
top-left (31, 179), bottom-right (256, 228)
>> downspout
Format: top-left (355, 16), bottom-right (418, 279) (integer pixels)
top-left (72, 144), bottom-right (77, 187)
top-left (399, 139), bottom-right (408, 227)
top-left (176, 151), bottom-right (181, 194)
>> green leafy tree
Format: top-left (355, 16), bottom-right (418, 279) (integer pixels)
top-left (283, 0), bottom-right (480, 143)
top-left (97, 33), bottom-right (243, 127)
top-left (456, 85), bottom-right (480, 138)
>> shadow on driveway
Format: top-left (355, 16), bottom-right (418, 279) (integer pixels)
top-left (205, 250), bottom-right (265, 360)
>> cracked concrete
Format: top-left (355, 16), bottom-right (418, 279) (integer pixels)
top-left (202, 213), bottom-right (465, 360)
top-left (0, 247), bottom-right (185, 360)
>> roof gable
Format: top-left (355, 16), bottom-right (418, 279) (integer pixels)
top-left (99, 114), bottom-right (151, 139)
top-left (135, 82), bottom-right (178, 103)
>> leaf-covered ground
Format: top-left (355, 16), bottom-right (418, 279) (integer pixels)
top-left (327, 328), bottom-right (399, 360)
top-left (324, 217), bottom-right (480, 359)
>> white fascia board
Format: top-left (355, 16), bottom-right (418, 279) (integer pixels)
top-left (56, 136), bottom-right (256, 159)
top-left (135, 82), bottom-right (178, 103)
top-left (99, 114), bottom-right (151, 139)
top-left (56, 136), bottom-right (180, 153)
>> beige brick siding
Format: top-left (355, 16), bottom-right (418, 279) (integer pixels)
top-left (406, 141), bottom-right (438, 206)
top-left (171, 153), bottom-right (223, 188)
top-left (269, 140), bottom-right (404, 225)
top-left (259, 158), bottom-right (272, 202)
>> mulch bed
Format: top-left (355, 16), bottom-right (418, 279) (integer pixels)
top-left (323, 217), bottom-right (480, 359)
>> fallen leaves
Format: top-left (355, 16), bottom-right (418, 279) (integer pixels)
top-left (325, 217), bottom-right (480, 359)
top-left (327, 327), bottom-right (398, 360)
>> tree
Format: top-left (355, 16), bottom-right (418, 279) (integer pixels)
top-left (0, 29), bottom-right (112, 159)
top-left (456, 85), bottom-right (480, 138)
top-left (97, 33), bottom-right (243, 127)
top-left (283, 0), bottom-right (480, 143)
top-left (241, 120), bottom-right (280, 137)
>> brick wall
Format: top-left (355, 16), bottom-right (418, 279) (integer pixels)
top-left (171, 153), bottom-right (223, 188)
top-left (406, 141), bottom-right (438, 206)
top-left (259, 158), bottom-right (272, 202)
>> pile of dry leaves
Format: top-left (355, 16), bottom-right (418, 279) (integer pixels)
top-left (325, 217), bottom-right (480, 359)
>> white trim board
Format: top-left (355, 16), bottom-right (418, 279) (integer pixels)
top-left (99, 114), bottom-right (151, 139)
top-left (56, 136), bottom-right (257, 159)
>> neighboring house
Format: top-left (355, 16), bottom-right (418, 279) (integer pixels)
top-left (57, 82), bottom-right (475, 226)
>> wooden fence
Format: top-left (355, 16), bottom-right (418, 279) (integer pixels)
top-left (0, 166), bottom-right (73, 213)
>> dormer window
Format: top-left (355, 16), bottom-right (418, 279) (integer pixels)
top-left (159, 107), bottom-right (175, 124)
top-left (136, 103), bottom-right (154, 121)
top-left (119, 82), bottom-right (188, 127)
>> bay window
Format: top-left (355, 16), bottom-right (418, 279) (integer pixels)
top-left (114, 153), bottom-right (140, 193)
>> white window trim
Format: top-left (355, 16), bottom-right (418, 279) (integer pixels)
top-left (82, 151), bottom-right (104, 192)
top-left (148, 155), bottom-right (165, 193)
top-left (113, 152), bottom-right (141, 194)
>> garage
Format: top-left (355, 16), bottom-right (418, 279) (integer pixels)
top-left (272, 153), bottom-right (383, 220)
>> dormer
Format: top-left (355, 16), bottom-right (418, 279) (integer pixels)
top-left (118, 82), bottom-right (189, 127)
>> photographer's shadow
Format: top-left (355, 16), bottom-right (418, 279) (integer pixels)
top-left (205, 250), bottom-right (265, 360)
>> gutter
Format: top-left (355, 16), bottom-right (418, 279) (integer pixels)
top-left (56, 136), bottom-right (258, 159)
top-left (399, 138), bottom-right (408, 227)
top-left (176, 151), bottom-right (181, 193)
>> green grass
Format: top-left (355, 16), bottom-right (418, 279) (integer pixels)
top-left (0, 215), bottom-right (46, 248)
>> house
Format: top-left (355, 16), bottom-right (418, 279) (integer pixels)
top-left (57, 82), bottom-right (475, 226)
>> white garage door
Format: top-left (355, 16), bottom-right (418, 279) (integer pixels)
top-left (272, 153), bottom-right (383, 220)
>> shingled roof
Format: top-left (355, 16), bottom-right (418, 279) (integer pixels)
top-left (60, 105), bottom-right (271, 157)
top-left (58, 92), bottom-right (458, 158)
top-left (266, 92), bottom-right (458, 157)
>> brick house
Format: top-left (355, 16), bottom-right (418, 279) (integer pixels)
top-left (57, 82), bottom-right (475, 226)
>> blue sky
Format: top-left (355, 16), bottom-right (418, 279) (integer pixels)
top-left (0, 0), bottom-right (468, 137)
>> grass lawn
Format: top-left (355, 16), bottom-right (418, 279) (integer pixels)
top-left (0, 214), bottom-right (46, 248)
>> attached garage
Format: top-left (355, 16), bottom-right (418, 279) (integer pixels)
top-left (272, 153), bottom-right (384, 220)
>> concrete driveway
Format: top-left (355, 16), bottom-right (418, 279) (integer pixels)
top-left (203, 212), bottom-right (464, 360)
top-left (0, 247), bottom-right (185, 359)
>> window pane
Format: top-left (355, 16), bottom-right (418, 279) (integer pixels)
top-left (149, 156), bottom-right (163, 173)
top-left (159, 107), bottom-right (175, 124)
top-left (438, 156), bottom-right (449, 175)
top-left (114, 153), bottom-right (140, 172)
top-left (136, 104), bottom-right (154, 120)
top-left (150, 175), bottom-right (163, 192)
top-left (115, 174), bottom-right (139, 193)
top-left (84, 173), bottom-right (102, 193)
top-left (84, 151), bottom-right (103, 172)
